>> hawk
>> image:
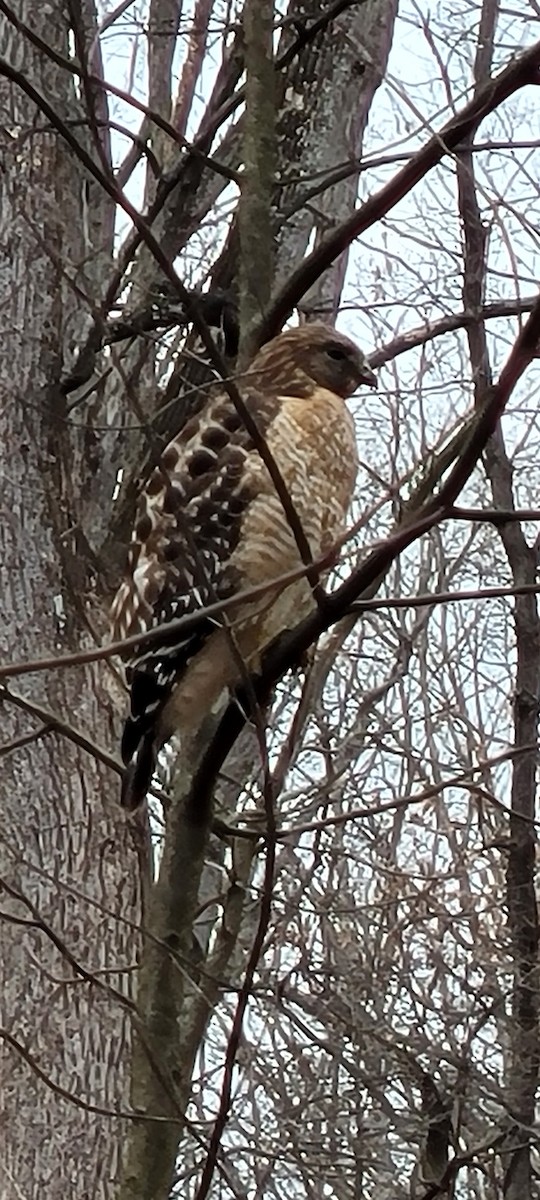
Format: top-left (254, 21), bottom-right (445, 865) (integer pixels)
top-left (111, 323), bottom-right (376, 809)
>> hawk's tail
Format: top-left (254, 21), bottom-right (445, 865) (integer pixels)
top-left (120, 733), bottom-right (156, 810)
top-left (119, 663), bottom-right (170, 809)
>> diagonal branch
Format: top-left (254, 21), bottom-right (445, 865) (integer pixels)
top-left (258, 38), bottom-right (540, 341)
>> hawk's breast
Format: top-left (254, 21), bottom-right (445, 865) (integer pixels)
top-left (226, 386), bottom-right (358, 649)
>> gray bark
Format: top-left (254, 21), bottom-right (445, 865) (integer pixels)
top-left (274, 0), bottom-right (398, 321)
top-left (0, 5), bottom-right (142, 1197)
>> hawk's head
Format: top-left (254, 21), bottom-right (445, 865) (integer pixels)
top-left (248, 323), bottom-right (376, 399)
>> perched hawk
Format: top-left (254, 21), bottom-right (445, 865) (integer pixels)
top-left (111, 323), bottom-right (375, 809)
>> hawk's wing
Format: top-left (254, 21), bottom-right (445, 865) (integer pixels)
top-left (111, 385), bottom-right (280, 770)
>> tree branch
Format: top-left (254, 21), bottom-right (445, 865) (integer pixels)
top-left (258, 39), bottom-right (540, 341)
top-left (238, 0), bottom-right (276, 364)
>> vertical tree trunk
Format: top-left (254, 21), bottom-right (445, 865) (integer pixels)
top-left (0, 6), bottom-right (141, 1197)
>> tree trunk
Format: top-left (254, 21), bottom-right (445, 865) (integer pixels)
top-left (0, 5), bottom-right (142, 1197)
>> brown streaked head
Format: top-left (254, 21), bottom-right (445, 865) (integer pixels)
top-left (247, 322), bottom-right (376, 399)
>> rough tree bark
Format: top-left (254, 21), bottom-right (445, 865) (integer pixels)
top-left (0, 4), bottom-right (143, 1199)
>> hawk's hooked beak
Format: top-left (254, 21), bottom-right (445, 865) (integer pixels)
top-left (358, 361), bottom-right (377, 388)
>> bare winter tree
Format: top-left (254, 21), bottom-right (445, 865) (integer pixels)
top-left (1, 1), bottom-right (540, 1198)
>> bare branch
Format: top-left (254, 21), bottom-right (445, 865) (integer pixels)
top-left (371, 294), bottom-right (538, 369)
top-left (238, 0), bottom-right (276, 363)
top-left (172, 0), bottom-right (213, 139)
top-left (259, 39), bottom-right (540, 341)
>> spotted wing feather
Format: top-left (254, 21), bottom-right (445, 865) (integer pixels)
top-left (111, 390), bottom-right (278, 794)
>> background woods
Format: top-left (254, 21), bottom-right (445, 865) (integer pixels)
top-left (1, 1), bottom-right (540, 1198)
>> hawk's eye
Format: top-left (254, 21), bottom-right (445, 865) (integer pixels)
top-left (325, 345), bottom-right (349, 362)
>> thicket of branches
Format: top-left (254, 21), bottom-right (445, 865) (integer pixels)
top-left (1, 1), bottom-right (540, 1198)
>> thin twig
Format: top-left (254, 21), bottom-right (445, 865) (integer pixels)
top-left (0, 557), bottom-right (333, 681)
top-left (1, 687), bottom-right (122, 775)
